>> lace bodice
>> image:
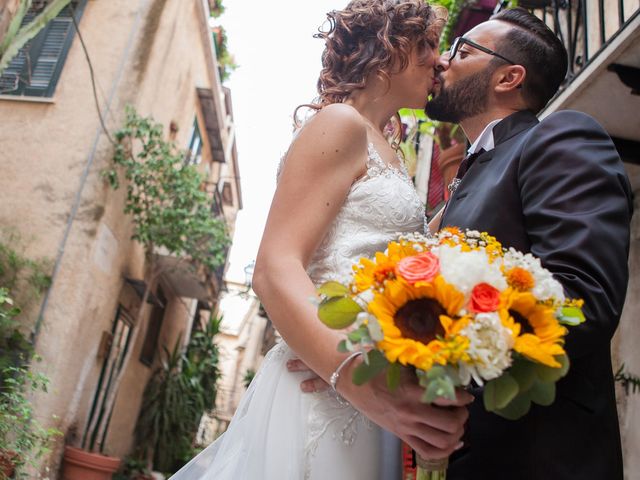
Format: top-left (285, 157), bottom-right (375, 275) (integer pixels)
top-left (305, 143), bottom-right (426, 285)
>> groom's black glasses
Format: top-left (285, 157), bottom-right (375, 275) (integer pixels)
top-left (448, 37), bottom-right (517, 65)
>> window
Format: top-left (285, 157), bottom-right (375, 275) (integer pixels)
top-left (139, 287), bottom-right (167, 367)
top-left (0, 0), bottom-right (87, 98)
top-left (221, 181), bottom-right (233, 206)
top-left (83, 305), bottom-right (133, 451)
top-left (211, 187), bottom-right (224, 217)
top-left (185, 118), bottom-right (203, 165)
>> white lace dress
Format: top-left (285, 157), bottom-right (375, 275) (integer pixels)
top-left (169, 144), bottom-right (425, 480)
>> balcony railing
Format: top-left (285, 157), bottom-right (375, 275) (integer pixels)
top-left (527, 0), bottom-right (640, 87)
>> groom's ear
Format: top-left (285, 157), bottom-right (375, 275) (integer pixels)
top-left (494, 65), bottom-right (526, 93)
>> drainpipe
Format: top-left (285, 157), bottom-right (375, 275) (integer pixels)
top-left (33, 0), bottom-right (150, 344)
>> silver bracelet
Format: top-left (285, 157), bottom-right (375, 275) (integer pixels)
top-left (329, 351), bottom-right (363, 407)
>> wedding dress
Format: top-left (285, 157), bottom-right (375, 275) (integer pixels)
top-left (170, 143), bottom-right (425, 479)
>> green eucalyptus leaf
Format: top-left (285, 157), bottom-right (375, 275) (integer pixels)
top-left (534, 354), bottom-right (569, 383)
top-left (559, 306), bottom-right (585, 326)
top-left (386, 362), bottom-right (401, 392)
top-left (317, 281), bottom-right (350, 298)
top-left (345, 338), bottom-right (355, 352)
top-left (318, 296), bottom-right (362, 329)
top-left (529, 381), bottom-right (556, 406)
top-left (509, 358), bottom-right (537, 393)
top-left (492, 392), bottom-right (532, 420)
top-left (366, 315), bottom-right (384, 342)
top-left (347, 325), bottom-right (371, 344)
top-left (426, 365), bottom-right (447, 380)
top-left (352, 350), bottom-right (388, 385)
top-left (484, 374), bottom-right (519, 411)
top-left (337, 340), bottom-right (349, 353)
top-left (422, 375), bottom-right (456, 403)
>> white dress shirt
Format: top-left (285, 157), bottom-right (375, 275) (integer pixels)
top-left (467, 118), bottom-right (504, 155)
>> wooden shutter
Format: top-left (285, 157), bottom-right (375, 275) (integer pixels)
top-left (0, 0), bottom-right (87, 98)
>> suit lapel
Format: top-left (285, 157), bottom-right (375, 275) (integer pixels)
top-left (441, 110), bottom-right (539, 226)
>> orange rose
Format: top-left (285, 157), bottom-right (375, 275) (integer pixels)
top-left (395, 252), bottom-right (440, 284)
top-left (469, 283), bottom-right (501, 313)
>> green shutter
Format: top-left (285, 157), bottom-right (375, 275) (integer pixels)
top-left (0, 0), bottom-right (87, 98)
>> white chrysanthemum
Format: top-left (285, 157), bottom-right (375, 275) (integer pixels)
top-left (503, 248), bottom-right (565, 302)
top-left (459, 312), bottom-right (514, 385)
top-left (436, 245), bottom-right (507, 296)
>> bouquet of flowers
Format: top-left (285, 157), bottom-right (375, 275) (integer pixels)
top-left (316, 228), bottom-right (585, 480)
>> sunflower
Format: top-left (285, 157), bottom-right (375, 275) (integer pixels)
top-left (352, 241), bottom-right (420, 292)
top-left (503, 289), bottom-right (567, 367)
top-left (368, 276), bottom-right (468, 371)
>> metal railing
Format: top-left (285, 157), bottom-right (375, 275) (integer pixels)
top-left (531, 0), bottom-right (639, 86)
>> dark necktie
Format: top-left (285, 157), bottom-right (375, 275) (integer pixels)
top-left (456, 148), bottom-right (486, 180)
top-left (447, 148), bottom-right (486, 195)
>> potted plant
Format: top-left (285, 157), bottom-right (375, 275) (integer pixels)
top-left (112, 456), bottom-right (156, 480)
top-left (60, 446), bottom-right (122, 480)
top-left (133, 315), bottom-right (221, 475)
top-left (0, 289), bottom-right (61, 480)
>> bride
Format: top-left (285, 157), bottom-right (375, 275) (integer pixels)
top-left (171, 1), bottom-right (470, 478)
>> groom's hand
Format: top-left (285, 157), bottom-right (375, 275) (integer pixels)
top-left (287, 357), bottom-right (329, 392)
top-left (342, 361), bottom-right (473, 461)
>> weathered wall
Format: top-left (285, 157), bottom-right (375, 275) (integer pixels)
top-left (0, 0), bottom-right (236, 474)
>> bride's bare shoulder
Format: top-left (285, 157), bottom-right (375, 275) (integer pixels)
top-left (289, 104), bottom-right (368, 170)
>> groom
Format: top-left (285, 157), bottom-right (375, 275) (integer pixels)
top-left (426, 7), bottom-right (633, 479)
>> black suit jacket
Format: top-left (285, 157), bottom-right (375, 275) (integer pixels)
top-left (442, 110), bottom-right (634, 479)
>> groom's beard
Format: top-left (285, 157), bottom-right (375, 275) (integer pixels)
top-left (426, 68), bottom-right (493, 123)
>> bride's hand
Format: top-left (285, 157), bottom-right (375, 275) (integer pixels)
top-left (288, 355), bottom-right (471, 459)
top-left (341, 360), bottom-right (473, 461)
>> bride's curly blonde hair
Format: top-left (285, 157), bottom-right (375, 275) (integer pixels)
top-left (295, 0), bottom-right (446, 133)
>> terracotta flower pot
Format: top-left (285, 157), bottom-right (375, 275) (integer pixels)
top-left (0, 450), bottom-right (17, 478)
top-left (61, 446), bottom-right (121, 480)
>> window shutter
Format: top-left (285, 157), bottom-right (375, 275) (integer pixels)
top-left (0, 0), bottom-right (87, 98)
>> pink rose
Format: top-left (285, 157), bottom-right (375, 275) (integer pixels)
top-left (395, 252), bottom-right (440, 284)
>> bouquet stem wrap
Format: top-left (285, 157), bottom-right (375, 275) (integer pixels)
top-left (416, 455), bottom-right (448, 480)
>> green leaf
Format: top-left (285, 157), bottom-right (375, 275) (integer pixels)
top-left (386, 362), bottom-right (401, 392)
top-left (347, 325), bottom-right (371, 344)
top-left (337, 340), bottom-right (349, 353)
top-left (317, 281), bottom-right (350, 298)
top-left (366, 315), bottom-right (384, 342)
top-left (492, 392), bottom-right (532, 420)
top-left (426, 365), bottom-right (447, 380)
top-left (509, 358), bottom-right (537, 393)
top-left (398, 108), bottom-right (427, 120)
top-left (484, 374), bottom-right (519, 411)
top-left (558, 306), bottom-right (585, 326)
top-left (318, 296), bottom-right (362, 329)
top-left (529, 381), bottom-right (556, 406)
top-left (422, 375), bottom-right (456, 403)
top-left (352, 350), bottom-right (388, 385)
top-left (534, 354), bottom-right (570, 383)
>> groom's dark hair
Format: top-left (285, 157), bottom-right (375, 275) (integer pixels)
top-left (491, 7), bottom-right (568, 113)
